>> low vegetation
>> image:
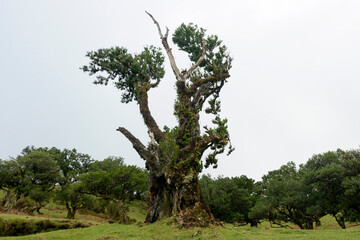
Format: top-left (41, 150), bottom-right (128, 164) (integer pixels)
top-left (0, 216), bottom-right (90, 237)
top-left (1, 146), bottom-right (359, 239)
top-left (0, 146), bottom-right (148, 224)
top-left (0, 200), bottom-right (359, 239)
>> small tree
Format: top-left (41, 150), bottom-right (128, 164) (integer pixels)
top-left (54, 182), bottom-right (89, 219)
top-left (82, 12), bottom-right (233, 227)
top-left (0, 150), bottom-right (61, 213)
top-left (21, 146), bottom-right (93, 218)
top-left (79, 165), bottom-right (147, 223)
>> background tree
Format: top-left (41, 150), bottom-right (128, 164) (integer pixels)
top-left (0, 159), bottom-right (22, 210)
top-left (54, 182), bottom-right (90, 219)
top-left (19, 146), bottom-right (94, 218)
top-left (200, 174), bottom-right (260, 226)
top-left (301, 151), bottom-right (346, 228)
top-left (0, 150), bottom-right (61, 213)
top-left (250, 162), bottom-right (323, 229)
top-left (17, 150), bottom-right (61, 213)
top-left (341, 149), bottom-right (360, 223)
top-left (79, 164), bottom-right (147, 223)
top-left (301, 148), bottom-right (360, 229)
top-left (90, 156), bottom-right (124, 172)
top-left (82, 12), bottom-right (233, 227)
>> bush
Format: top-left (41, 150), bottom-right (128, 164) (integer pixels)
top-left (0, 217), bottom-right (90, 237)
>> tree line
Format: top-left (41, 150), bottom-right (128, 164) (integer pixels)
top-left (0, 146), bottom-right (147, 223)
top-left (1, 146), bottom-right (359, 229)
top-left (200, 148), bottom-right (360, 229)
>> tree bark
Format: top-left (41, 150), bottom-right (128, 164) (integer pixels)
top-left (334, 214), bottom-right (346, 229)
top-left (305, 221), bottom-right (313, 230)
top-left (66, 202), bottom-right (77, 219)
top-left (144, 170), bottom-right (217, 227)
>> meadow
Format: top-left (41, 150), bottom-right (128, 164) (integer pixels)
top-left (1, 199), bottom-right (359, 240)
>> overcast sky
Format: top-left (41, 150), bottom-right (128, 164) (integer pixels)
top-left (1, 0), bottom-right (359, 180)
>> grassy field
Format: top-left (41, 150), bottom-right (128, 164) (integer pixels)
top-left (1, 200), bottom-right (359, 240)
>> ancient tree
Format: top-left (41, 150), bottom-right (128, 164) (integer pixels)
top-left (82, 13), bottom-right (233, 227)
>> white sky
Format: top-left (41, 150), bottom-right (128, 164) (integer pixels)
top-left (1, 0), bottom-right (359, 181)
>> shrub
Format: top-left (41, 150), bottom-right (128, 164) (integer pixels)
top-left (0, 217), bottom-right (90, 237)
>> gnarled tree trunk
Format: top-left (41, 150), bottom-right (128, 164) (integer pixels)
top-left (145, 168), bottom-right (216, 227)
top-left (84, 12), bottom-right (233, 227)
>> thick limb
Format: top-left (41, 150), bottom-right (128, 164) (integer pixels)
top-left (137, 87), bottom-right (165, 143)
top-left (116, 127), bottom-right (151, 161)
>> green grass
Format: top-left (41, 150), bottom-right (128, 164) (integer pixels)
top-left (1, 220), bottom-right (359, 240)
top-left (1, 197), bottom-right (359, 240)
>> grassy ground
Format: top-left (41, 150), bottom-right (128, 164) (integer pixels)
top-left (1, 199), bottom-right (359, 240)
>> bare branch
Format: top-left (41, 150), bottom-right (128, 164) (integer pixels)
top-left (145, 11), bottom-right (164, 39)
top-left (183, 38), bottom-right (206, 80)
top-left (116, 127), bottom-right (151, 161)
top-left (146, 11), bottom-right (183, 82)
top-left (165, 27), bottom-right (169, 39)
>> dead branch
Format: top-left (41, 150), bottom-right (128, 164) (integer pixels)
top-left (146, 11), bottom-right (183, 82)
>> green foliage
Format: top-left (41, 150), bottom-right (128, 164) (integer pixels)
top-left (159, 127), bottom-right (180, 167)
top-left (251, 148), bottom-right (360, 229)
top-left (81, 46), bottom-right (165, 103)
top-left (0, 159), bottom-right (21, 192)
top-left (0, 149), bottom-right (61, 213)
top-left (172, 23), bottom-right (231, 75)
top-left (21, 146), bottom-right (93, 185)
top-left (250, 162), bottom-right (323, 229)
top-left (203, 116), bottom-right (232, 169)
top-left (90, 156), bottom-right (124, 172)
top-left (79, 165), bottom-right (147, 223)
top-left (17, 150), bottom-right (61, 191)
top-left (200, 174), bottom-right (259, 226)
top-left (80, 165), bottom-right (147, 203)
top-left (1, 146), bottom-right (145, 221)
